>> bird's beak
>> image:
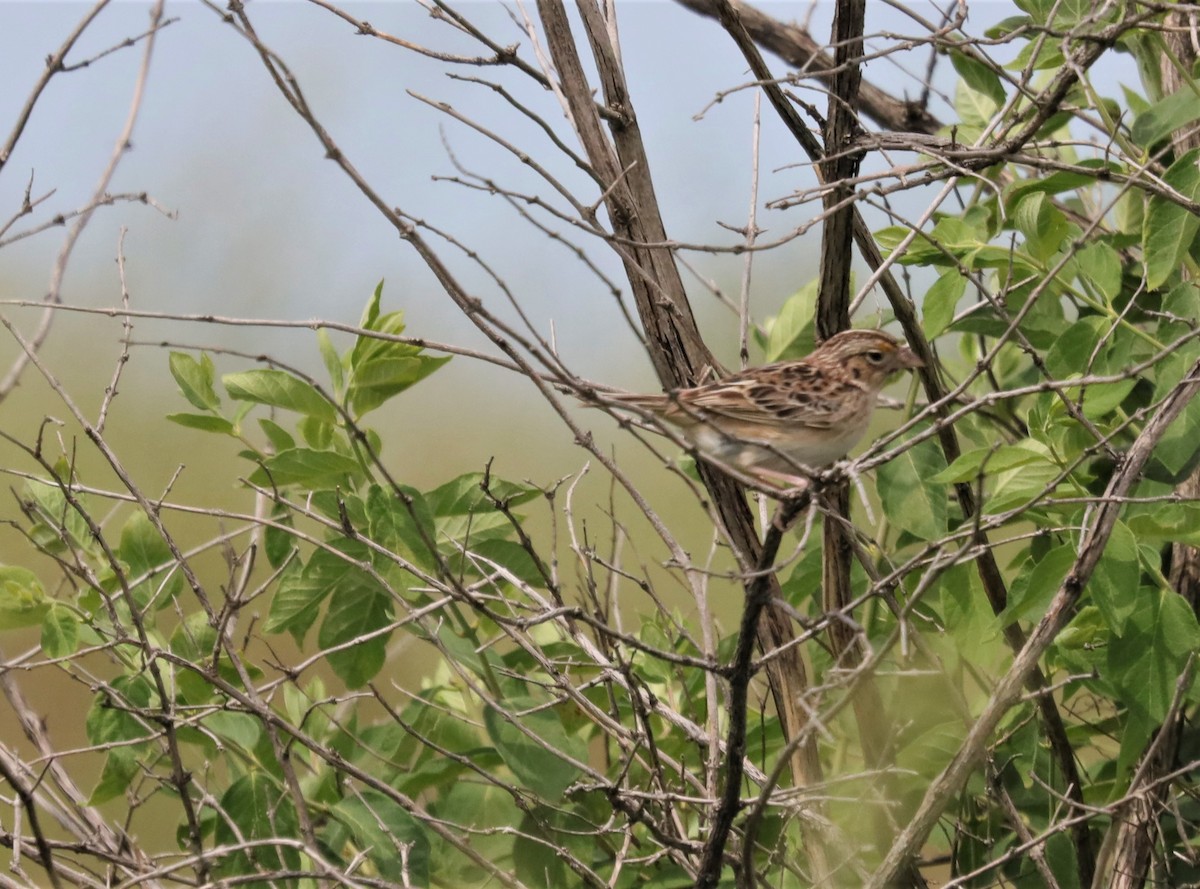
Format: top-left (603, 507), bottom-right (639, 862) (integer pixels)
top-left (898, 346), bottom-right (924, 369)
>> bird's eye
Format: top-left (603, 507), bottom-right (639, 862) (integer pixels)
top-left (866, 349), bottom-right (886, 364)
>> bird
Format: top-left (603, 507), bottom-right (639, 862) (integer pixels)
top-left (597, 329), bottom-right (923, 486)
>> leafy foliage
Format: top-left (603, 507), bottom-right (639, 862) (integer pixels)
top-left (10, 288), bottom-right (609, 884)
top-left (8, 2), bottom-right (1200, 888)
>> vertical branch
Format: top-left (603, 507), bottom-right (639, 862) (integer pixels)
top-left (814, 0), bottom-right (863, 338)
top-left (534, 0), bottom-right (706, 388)
top-left (815, 0), bottom-right (865, 658)
top-left (812, 0), bottom-right (886, 774)
top-left (695, 499), bottom-right (804, 889)
top-left (535, 2), bottom-right (829, 879)
top-left (810, 4), bottom-right (912, 877)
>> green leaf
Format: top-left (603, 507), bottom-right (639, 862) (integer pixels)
top-left (1127, 502), bottom-right (1200, 544)
top-left (1115, 188), bottom-right (1145, 237)
top-left (398, 756), bottom-right (482, 803)
top-left (86, 676), bottom-right (154, 739)
top-left (1144, 149), bottom-right (1200, 290)
top-left (1108, 588), bottom-right (1200, 723)
top-left (22, 471), bottom-right (100, 558)
top-left (1087, 521), bottom-right (1140, 634)
top-left (922, 269), bottom-right (967, 338)
top-left (431, 621), bottom-right (505, 684)
top-left (352, 282), bottom-right (410, 368)
top-left (1053, 605), bottom-right (1107, 661)
top-left (986, 15), bottom-right (1032, 39)
top-left (257, 418), bottom-right (295, 453)
top-left (483, 696), bottom-right (586, 801)
top-left (1044, 318), bottom-right (1138, 421)
top-left (1045, 320), bottom-right (1099, 379)
top-left (950, 50), bottom-right (1005, 108)
top-left (165, 413), bottom-right (235, 435)
top-left (1154, 337), bottom-right (1200, 400)
top-left (247, 448), bottom-right (363, 489)
top-left (877, 436), bottom-right (948, 540)
top-left (427, 782), bottom-right (520, 882)
top-left (514, 809), bottom-right (574, 887)
top-left (214, 774), bottom-right (301, 878)
top-left (763, 280), bottom-right (818, 361)
top-left (169, 612), bottom-right (218, 661)
top-left (930, 215), bottom-right (987, 255)
top-left (875, 226), bottom-right (916, 253)
top-left (119, 512), bottom-right (183, 610)
top-left (171, 615), bottom-right (234, 704)
top-left (426, 473), bottom-right (540, 545)
top-left (455, 538), bottom-right (547, 588)
top-left (896, 719), bottom-right (966, 780)
top-left (1131, 86), bottom-right (1200, 149)
top-left (1075, 241), bottom-right (1123, 302)
top-left (311, 490), bottom-right (368, 527)
top-left (1014, 192), bottom-right (1071, 263)
top-left (298, 416), bottom-right (335, 450)
top-left (264, 563), bottom-right (321, 640)
top-left (1075, 378), bottom-right (1137, 421)
top-left (990, 452), bottom-right (1062, 512)
top-left (265, 540), bottom-right (383, 641)
top-left (1116, 707), bottom-right (1158, 780)
top-left (331, 791), bottom-right (430, 884)
top-left (938, 563), bottom-right (1000, 655)
top-left (223, 369), bottom-right (336, 423)
top-left (319, 574), bottom-right (392, 688)
top-left (367, 484), bottom-right (438, 571)
top-left (264, 505), bottom-right (296, 570)
top-left (349, 354), bottom-right (451, 418)
top-left (1043, 828), bottom-right (1083, 889)
top-left (353, 355), bottom-right (421, 390)
top-left (1006, 37), bottom-right (1064, 72)
top-left (428, 473), bottom-right (540, 515)
top-left (0, 565), bottom-right (49, 629)
top-left (1147, 396), bottom-right (1200, 484)
top-left (955, 71), bottom-right (998, 126)
top-left (968, 245), bottom-right (1044, 273)
top-left (169, 352), bottom-right (220, 411)
top-left (41, 604), bottom-right (78, 658)
top-left (205, 711), bottom-right (266, 758)
top-left (342, 286), bottom-right (451, 416)
top-left (317, 328), bottom-right (345, 394)
top-left (1002, 547), bottom-right (1075, 625)
top-left (1005, 161), bottom-right (1118, 205)
top-left (89, 747), bottom-right (139, 805)
top-left (358, 280), bottom-right (385, 332)
top-left (930, 441), bottom-right (1053, 485)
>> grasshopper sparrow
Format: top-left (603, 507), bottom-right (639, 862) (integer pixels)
top-left (602, 329), bottom-right (922, 485)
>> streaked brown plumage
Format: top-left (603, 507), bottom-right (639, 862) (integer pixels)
top-left (602, 329), bottom-right (922, 483)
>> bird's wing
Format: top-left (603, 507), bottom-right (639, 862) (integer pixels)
top-left (678, 363), bottom-right (849, 430)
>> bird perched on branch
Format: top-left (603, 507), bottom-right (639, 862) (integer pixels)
top-left (598, 329), bottom-right (923, 487)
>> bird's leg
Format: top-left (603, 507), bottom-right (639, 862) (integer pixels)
top-left (748, 465), bottom-right (812, 493)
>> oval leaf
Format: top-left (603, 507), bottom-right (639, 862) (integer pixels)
top-left (247, 448), bottom-right (362, 489)
top-left (223, 370), bottom-right (336, 423)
